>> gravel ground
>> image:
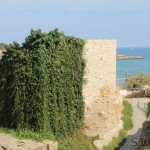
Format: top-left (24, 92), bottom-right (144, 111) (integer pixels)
top-left (120, 98), bottom-right (149, 150)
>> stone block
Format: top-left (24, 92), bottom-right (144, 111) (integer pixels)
top-left (43, 140), bottom-right (58, 150)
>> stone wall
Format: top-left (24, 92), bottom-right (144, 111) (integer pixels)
top-left (83, 40), bottom-right (123, 149)
top-left (83, 40), bottom-right (116, 104)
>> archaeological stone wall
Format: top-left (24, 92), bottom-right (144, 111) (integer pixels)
top-left (83, 40), bottom-right (116, 104)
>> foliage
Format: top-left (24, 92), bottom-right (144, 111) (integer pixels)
top-left (124, 73), bottom-right (150, 89)
top-left (146, 101), bottom-right (150, 117)
top-left (0, 29), bottom-right (85, 137)
top-left (58, 131), bottom-right (98, 150)
top-left (122, 100), bottom-right (133, 130)
top-left (0, 127), bottom-right (55, 142)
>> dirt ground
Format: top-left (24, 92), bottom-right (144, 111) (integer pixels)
top-left (83, 87), bottom-right (123, 137)
top-left (82, 87), bottom-right (123, 149)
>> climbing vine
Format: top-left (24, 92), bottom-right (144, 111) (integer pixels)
top-left (0, 29), bottom-right (85, 137)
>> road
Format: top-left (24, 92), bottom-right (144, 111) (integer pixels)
top-left (120, 98), bottom-right (149, 150)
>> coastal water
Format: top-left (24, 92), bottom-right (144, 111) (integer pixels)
top-left (117, 47), bottom-right (150, 86)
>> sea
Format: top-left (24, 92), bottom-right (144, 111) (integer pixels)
top-left (117, 47), bottom-right (150, 86)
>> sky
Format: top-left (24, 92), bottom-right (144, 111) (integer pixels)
top-left (0, 0), bottom-right (150, 47)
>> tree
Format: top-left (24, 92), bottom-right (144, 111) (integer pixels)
top-left (124, 73), bottom-right (150, 89)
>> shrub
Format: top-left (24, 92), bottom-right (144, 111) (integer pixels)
top-left (0, 29), bottom-right (85, 137)
top-left (146, 101), bottom-right (150, 117)
top-left (124, 73), bottom-right (150, 89)
top-left (58, 132), bottom-right (98, 150)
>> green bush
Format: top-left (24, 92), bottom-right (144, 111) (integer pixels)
top-left (0, 29), bottom-right (85, 137)
top-left (0, 127), bottom-right (55, 142)
top-left (146, 101), bottom-right (150, 117)
top-left (122, 100), bottom-right (133, 130)
top-left (124, 73), bottom-right (150, 89)
top-left (58, 132), bottom-right (98, 150)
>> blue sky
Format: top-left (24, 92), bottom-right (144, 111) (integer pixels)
top-left (0, 0), bottom-right (150, 47)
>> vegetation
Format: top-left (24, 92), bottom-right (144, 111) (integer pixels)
top-left (0, 29), bottom-right (98, 150)
top-left (122, 100), bottom-right (133, 130)
top-left (0, 43), bottom-right (6, 50)
top-left (58, 132), bottom-right (98, 150)
top-left (146, 101), bottom-right (150, 117)
top-left (0, 126), bottom-right (98, 149)
top-left (0, 29), bottom-right (85, 137)
top-left (124, 73), bottom-right (150, 89)
top-left (102, 130), bottom-right (126, 150)
top-left (0, 127), bottom-right (55, 142)
top-left (0, 99), bottom-right (133, 150)
top-left (102, 100), bottom-right (133, 150)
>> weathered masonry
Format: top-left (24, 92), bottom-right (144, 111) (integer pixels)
top-left (83, 40), bottom-right (116, 104)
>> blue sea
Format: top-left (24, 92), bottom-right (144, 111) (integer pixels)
top-left (117, 47), bottom-right (150, 86)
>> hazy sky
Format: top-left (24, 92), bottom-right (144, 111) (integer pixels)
top-left (0, 0), bottom-right (150, 47)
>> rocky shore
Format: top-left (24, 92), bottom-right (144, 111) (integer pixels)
top-left (117, 55), bottom-right (144, 60)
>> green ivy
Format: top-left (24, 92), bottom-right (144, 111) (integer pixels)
top-left (0, 29), bottom-right (85, 137)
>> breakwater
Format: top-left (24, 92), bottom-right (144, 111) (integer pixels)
top-left (117, 55), bottom-right (144, 60)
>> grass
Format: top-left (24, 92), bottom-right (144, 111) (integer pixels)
top-left (102, 129), bottom-right (126, 150)
top-left (58, 132), bottom-right (99, 150)
top-left (0, 100), bottom-right (133, 150)
top-left (0, 127), bottom-right (98, 149)
top-left (122, 100), bottom-right (133, 130)
top-left (102, 100), bottom-right (133, 150)
top-left (0, 127), bottom-right (55, 142)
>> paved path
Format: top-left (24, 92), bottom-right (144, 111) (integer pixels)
top-left (120, 98), bottom-right (149, 150)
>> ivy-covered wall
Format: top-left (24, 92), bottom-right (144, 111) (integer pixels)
top-left (0, 29), bottom-right (85, 137)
